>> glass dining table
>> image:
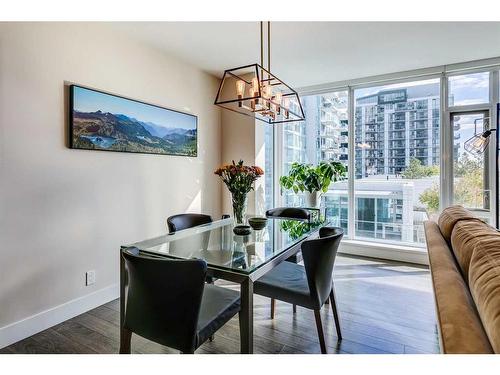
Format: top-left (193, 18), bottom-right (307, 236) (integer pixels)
top-left (119, 216), bottom-right (326, 354)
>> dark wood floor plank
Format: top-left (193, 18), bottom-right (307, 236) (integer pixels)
top-left (0, 346), bottom-right (15, 354)
top-left (29, 328), bottom-right (96, 354)
top-left (282, 303), bottom-right (439, 352)
top-left (53, 319), bottom-right (119, 354)
top-left (72, 311), bottom-right (121, 342)
top-left (103, 299), bottom-right (120, 312)
top-left (258, 312), bottom-right (401, 354)
top-left (87, 305), bottom-right (120, 326)
top-left (4, 337), bottom-right (52, 354)
top-left (213, 320), bottom-right (285, 354)
top-left (404, 345), bottom-right (437, 354)
top-left (2, 255), bottom-right (440, 354)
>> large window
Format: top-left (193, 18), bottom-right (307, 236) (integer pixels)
top-left (272, 62), bottom-right (498, 253)
top-left (354, 79), bottom-right (440, 246)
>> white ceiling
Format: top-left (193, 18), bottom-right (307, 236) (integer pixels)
top-left (107, 22), bottom-right (500, 88)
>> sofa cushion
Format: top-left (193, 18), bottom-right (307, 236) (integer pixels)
top-left (468, 235), bottom-right (500, 353)
top-left (451, 219), bottom-right (498, 279)
top-left (438, 205), bottom-right (477, 243)
top-left (424, 221), bottom-right (493, 353)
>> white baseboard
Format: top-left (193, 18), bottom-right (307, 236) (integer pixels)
top-left (0, 284), bottom-right (119, 349)
top-left (339, 240), bottom-right (429, 266)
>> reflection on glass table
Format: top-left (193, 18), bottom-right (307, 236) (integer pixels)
top-left (126, 217), bottom-right (326, 275)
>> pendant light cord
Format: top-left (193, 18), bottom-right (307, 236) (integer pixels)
top-left (259, 21), bottom-right (271, 73)
top-left (268, 21), bottom-right (271, 72)
top-left (260, 22), bottom-right (263, 68)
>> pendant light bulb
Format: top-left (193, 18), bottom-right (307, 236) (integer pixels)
top-left (264, 85), bottom-right (272, 99)
top-left (236, 80), bottom-right (245, 98)
top-left (275, 92), bottom-right (282, 114)
top-left (251, 77), bottom-right (259, 96)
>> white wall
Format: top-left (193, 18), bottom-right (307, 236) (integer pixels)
top-left (0, 23), bottom-right (222, 338)
top-left (220, 110), bottom-right (257, 215)
top-left (220, 110), bottom-right (269, 217)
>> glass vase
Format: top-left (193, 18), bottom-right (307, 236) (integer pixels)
top-left (232, 192), bottom-right (248, 225)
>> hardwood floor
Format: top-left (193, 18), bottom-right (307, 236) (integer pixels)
top-left (1, 255), bottom-right (440, 354)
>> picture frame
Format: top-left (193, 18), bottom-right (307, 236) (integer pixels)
top-left (69, 85), bottom-right (198, 157)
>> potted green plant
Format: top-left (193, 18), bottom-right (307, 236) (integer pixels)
top-left (279, 161), bottom-right (347, 208)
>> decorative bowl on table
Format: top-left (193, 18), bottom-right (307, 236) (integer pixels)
top-left (248, 217), bottom-right (268, 231)
top-left (233, 225), bottom-right (252, 236)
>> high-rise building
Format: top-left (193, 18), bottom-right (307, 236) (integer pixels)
top-left (354, 84), bottom-right (441, 178)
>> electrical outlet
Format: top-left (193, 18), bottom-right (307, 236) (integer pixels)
top-left (86, 270), bottom-right (96, 286)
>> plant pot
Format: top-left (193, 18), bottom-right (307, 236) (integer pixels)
top-left (305, 191), bottom-right (321, 208)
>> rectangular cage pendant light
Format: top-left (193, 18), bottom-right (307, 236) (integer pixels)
top-left (214, 22), bottom-right (305, 124)
top-left (214, 64), bottom-right (304, 124)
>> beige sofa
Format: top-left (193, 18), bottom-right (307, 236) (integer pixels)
top-left (424, 205), bottom-right (500, 353)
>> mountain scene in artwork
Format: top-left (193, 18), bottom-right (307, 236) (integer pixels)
top-left (71, 86), bottom-right (197, 156)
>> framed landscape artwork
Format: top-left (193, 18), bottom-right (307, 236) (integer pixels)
top-left (69, 85), bottom-right (197, 156)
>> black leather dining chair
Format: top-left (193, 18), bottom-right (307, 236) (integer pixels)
top-left (265, 207), bottom-right (311, 222)
top-left (120, 247), bottom-right (241, 354)
top-left (166, 212), bottom-right (218, 343)
top-left (167, 213), bottom-right (213, 233)
top-left (265, 207), bottom-right (313, 314)
top-left (253, 227), bottom-right (343, 354)
top-left (166, 213), bottom-right (216, 281)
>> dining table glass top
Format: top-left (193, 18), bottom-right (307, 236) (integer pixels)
top-left (125, 217), bottom-right (326, 275)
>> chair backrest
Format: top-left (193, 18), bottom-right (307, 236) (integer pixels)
top-left (167, 213), bottom-right (213, 233)
top-left (301, 227), bottom-right (343, 309)
top-left (265, 207), bottom-right (311, 221)
top-left (122, 247), bottom-right (207, 353)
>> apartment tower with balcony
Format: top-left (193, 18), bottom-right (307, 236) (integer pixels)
top-left (355, 84), bottom-right (441, 178)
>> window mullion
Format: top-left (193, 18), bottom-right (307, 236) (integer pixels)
top-left (440, 73), bottom-right (451, 210)
top-left (348, 86), bottom-right (356, 239)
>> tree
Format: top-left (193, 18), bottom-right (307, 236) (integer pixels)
top-left (454, 163), bottom-right (484, 208)
top-left (419, 154), bottom-right (485, 213)
top-left (402, 158), bottom-right (439, 179)
top-left (454, 153), bottom-right (482, 178)
top-left (419, 184), bottom-right (439, 213)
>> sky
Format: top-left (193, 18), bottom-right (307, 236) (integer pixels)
top-left (354, 78), bottom-right (441, 98)
top-left (354, 72), bottom-right (490, 104)
top-left (73, 86), bottom-right (196, 130)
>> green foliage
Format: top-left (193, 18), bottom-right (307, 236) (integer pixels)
top-left (279, 219), bottom-right (325, 240)
top-left (454, 161), bottom-right (484, 208)
top-left (419, 154), bottom-right (485, 213)
top-left (279, 161), bottom-right (347, 194)
top-left (419, 184), bottom-right (440, 213)
top-left (402, 158), bottom-right (439, 179)
top-left (454, 153), bottom-right (482, 178)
